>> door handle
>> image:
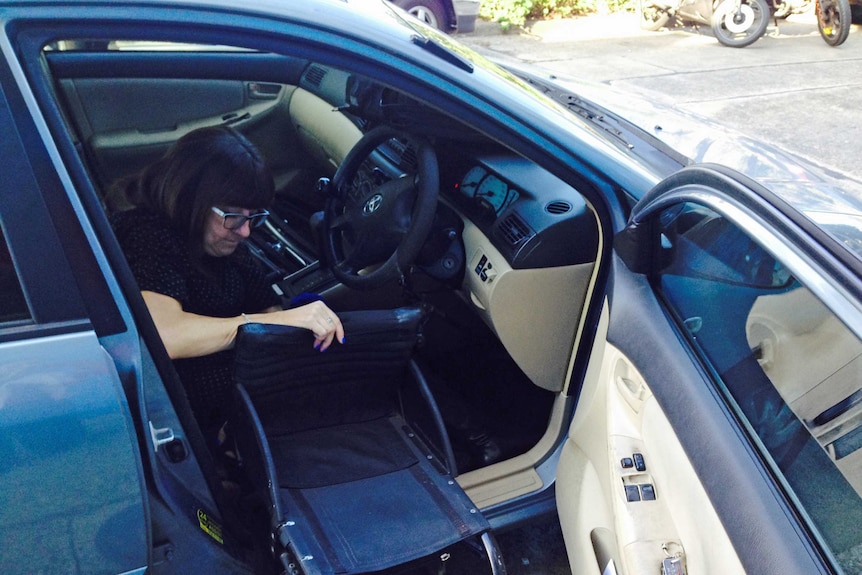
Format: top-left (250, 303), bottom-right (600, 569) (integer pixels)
top-left (221, 112), bottom-right (251, 126)
top-left (617, 376), bottom-right (646, 401)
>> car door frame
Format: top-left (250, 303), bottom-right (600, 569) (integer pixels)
top-left (1, 11), bottom-right (273, 572)
top-left (571, 163), bottom-right (862, 575)
top-left (0, 33), bottom-right (152, 574)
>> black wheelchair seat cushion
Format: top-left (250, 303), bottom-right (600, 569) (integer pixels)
top-left (268, 416), bottom-right (418, 488)
top-left (234, 307), bottom-right (425, 435)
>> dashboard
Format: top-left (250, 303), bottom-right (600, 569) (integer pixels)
top-left (296, 62), bottom-right (599, 272)
top-left (458, 165), bottom-right (520, 217)
top-left (443, 155), bottom-right (598, 270)
top-left (282, 62), bottom-right (600, 393)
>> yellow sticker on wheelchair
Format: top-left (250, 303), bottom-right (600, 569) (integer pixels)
top-left (197, 509), bottom-right (224, 544)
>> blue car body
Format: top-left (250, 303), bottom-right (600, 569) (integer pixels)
top-left (2, 1), bottom-right (862, 574)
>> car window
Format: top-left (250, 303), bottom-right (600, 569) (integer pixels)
top-left (0, 226), bottom-right (31, 326)
top-left (654, 202), bottom-right (862, 574)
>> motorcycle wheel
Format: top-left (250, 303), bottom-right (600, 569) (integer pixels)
top-left (711, 0), bottom-right (771, 47)
top-left (638, 0), bottom-right (671, 30)
top-left (816, 0), bottom-right (851, 46)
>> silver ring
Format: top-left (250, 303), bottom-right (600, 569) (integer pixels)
top-left (326, 317), bottom-right (333, 324)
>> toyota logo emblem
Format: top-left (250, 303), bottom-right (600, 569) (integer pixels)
top-left (363, 194), bottom-right (383, 215)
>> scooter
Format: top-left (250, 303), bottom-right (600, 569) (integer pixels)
top-left (768, 0), bottom-right (849, 47)
top-left (765, 0), bottom-right (850, 47)
top-left (638, 0), bottom-right (771, 47)
top-left (641, 0), bottom-right (852, 47)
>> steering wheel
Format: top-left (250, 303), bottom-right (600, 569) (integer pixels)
top-left (323, 126), bottom-right (439, 290)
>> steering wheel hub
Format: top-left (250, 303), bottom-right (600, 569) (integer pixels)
top-left (363, 193), bottom-right (384, 215)
top-left (323, 126), bottom-right (439, 290)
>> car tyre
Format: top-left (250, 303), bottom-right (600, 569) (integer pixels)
top-left (817, 0), bottom-right (852, 45)
top-left (395, 0), bottom-right (448, 30)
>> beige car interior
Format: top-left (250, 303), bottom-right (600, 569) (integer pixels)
top-left (558, 302), bottom-right (745, 575)
top-left (289, 87), bottom-right (362, 176)
top-left (746, 285), bottom-right (862, 497)
top-left (291, 86), bottom-right (602, 508)
top-left (455, 212), bottom-right (599, 506)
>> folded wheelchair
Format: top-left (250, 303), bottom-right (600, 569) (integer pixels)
top-left (232, 307), bottom-right (507, 574)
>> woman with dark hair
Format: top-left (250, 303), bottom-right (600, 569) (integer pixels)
top-left (111, 125), bottom-right (343, 447)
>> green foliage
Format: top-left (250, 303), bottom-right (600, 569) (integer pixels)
top-left (479, 0), bottom-right (535, 30)
top-left (602, 0), bottom-right (634, 14)
top-left (480, 0), bottom-right (634, 30)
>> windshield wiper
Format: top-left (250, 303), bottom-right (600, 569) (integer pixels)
top-left (519, 74), bottom-right (633, 149)
top-left (564, 94), bottom-right (634, 150)
top-left (411, 36), bottom-right (474, 73)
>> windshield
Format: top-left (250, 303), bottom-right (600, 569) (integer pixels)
top-left (535, 72), bottom-right (862, 264)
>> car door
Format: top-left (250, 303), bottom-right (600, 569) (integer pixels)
top-left (558, 164), bottom-right (862, 575)
top-left (47, 47), bottom-right (335, 267)
top-left (0, 53), bottom-right (149, 574)
top-left (2, 21), bottom-right (268, 572)
top-left (53, 51), bottom-right (306, 204)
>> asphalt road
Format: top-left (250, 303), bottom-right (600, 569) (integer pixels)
top-left (458, 11), bottom-right (862, 183)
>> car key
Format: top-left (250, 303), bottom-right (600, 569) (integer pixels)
top-left (661, 556), bottom-right (686, 575)
top-left (660, 542), bottom-right (686, 575)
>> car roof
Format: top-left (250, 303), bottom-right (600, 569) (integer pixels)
top-left (0, 0), bottom-right (400, 29)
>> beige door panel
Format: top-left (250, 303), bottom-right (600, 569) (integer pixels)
top-left (59, 76), bottom-right (300, 197)
top-left (558, 438), bottom-right (616, 575)
top-left (558, 302), bottom-right (743, 575)
top-left (745, 286), bottom-right (862, 498)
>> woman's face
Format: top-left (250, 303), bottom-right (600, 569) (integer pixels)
top-left (202, 206), bottom-right (255, 257)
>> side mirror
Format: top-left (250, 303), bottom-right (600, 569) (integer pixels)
top-left (614, 220), bottom-right (652, 274)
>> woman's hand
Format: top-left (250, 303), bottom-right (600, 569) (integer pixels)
top-left (268, 300), bottom-right (345, 352)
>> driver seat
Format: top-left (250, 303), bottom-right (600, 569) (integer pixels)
top-left (232, 307), bottom-right (505, 574)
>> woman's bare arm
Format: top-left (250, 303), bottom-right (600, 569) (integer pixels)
top-left (142, 290), bottom-right (344, 359)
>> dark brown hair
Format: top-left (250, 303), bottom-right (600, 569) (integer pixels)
top-left (115, 125), bottom-right (274, 253)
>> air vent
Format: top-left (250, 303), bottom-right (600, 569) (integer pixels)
top-left (399, 144), bottom-right (417, 171)
top-left (382, 138), bottom-right (418, 172)
top-left (304, 65), bottom-right (327, 88)
top-left (498, 214), bottom-right (533, 246)
top-left (546, 200), bottom-right (573, 215)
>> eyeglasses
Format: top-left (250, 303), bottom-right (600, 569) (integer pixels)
top-left (211, 206), bottom-right (270, 230)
